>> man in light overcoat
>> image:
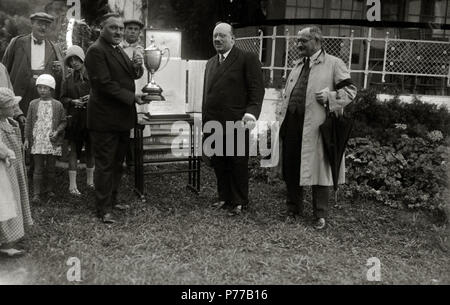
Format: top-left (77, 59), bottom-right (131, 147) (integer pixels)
top-left (265, 26), bottom-right (357, 229)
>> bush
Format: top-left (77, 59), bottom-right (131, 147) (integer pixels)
top-left (0, 12), bottom-right (31, 59)
top-left (344, 90), bottom-right (450, 219)
top-left (347, 89), bottom-right (450, 141)
top-left (345, 134), bottom-right (449, 214)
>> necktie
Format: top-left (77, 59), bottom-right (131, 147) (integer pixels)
top-left (303, 57), bottom-right (310, 71)
top-left (114, 46), bottom-right (125, 59)
top-left (33, 39), bottom-right (43, 45)
top-left (219, 54), bottom-right (225, 65)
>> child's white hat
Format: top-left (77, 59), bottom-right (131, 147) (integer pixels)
top-left (36, 74), bottom-right (56, 90)
top-left (0, 87), bottom-right (21, 109)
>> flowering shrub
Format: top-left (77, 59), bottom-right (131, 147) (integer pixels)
top-left (344, 134), bottom-right (449, 214)
top-left (344, 90), bottom-right (450, 219)
top-left (346, 89), bottom-right (450, 142)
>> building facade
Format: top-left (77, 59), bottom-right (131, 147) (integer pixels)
top-left (234, 0), bottom-right (450, 94)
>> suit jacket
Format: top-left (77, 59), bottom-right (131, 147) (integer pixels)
top-left (84, 37), bottom-right (144, 132)
top-left (202, 46), bottom-right (264, 126)
top-left (1, 34), bottom-right (64, 104)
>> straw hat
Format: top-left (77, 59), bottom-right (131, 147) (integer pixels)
top-left (0, 88), bottom-right (21, 109)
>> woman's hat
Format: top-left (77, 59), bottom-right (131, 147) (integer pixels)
top-left (36, 74), bottom-right (56, 90)
top-left (64, 45), bottom-right (85, 67)
top-left (0, 87), bottom-right (21, 109)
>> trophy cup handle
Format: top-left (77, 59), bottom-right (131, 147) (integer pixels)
top-left (157, 47), bottom-right (170, 72)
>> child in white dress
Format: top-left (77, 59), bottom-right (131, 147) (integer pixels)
top-left (24, 74), bottom-right (66, 203)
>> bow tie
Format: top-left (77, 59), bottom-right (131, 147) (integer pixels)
top-left (33, 39), bottom-right (43, 45)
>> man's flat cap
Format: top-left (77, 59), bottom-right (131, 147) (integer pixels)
top-left (124, 19), bottom-right (144, 28)
top-left (30, 12), bottom-right (55, 23)
top-left (99, 12), bottom-right (121, 23)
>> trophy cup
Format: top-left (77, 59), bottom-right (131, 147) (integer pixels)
top-left (141, 37), bottom-right (170, 104)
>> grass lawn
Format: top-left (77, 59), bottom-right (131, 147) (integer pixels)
top-left (0, 163), bottom-right (449, 284)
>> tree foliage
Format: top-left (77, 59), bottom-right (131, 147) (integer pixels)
top-left (80, 0), bottom-right (109, 25)
top-left (0, 0), bottom-right (32, 16)
top-left (169, 0), bottom-right (219, 59)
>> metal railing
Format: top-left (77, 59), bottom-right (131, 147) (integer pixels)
top-left (235, 26), bottom-right (450, 90)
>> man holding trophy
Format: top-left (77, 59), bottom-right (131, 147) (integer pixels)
top-left (85, 13), bottom-right (145, 224)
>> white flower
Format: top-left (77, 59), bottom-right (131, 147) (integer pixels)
top-left (394, 123), bottom-right (407, 130)
top-left (427, 130), bottom-right (443, 142)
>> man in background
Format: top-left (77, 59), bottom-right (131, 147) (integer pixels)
top-left (120, 19), bottom-right (144, 59)
top-left (2, 12), bottom-right (63, 117)
top-left (120, 19), bottom-right (148, 168)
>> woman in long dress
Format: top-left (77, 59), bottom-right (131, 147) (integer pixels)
top-left (0, 87), bottom-right (33, 257)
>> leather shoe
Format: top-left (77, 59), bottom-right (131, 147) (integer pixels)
top-left (286, 201), bottom-right (303, 218)
top-left (101, 213), bottom-right (117, 224)
top-left (314, 218), bottom-right (326, 230)
top-left (211, 201), bottom-right (226, 209)
top-left (286, 211), bottom-right (298, 218)
top-left (228, 205), bottom-right (242, 216)
top-left (114, 204), bottom-right (130, 211)
top-left (31, 195), bottom-right (40, 204)
top-left (286, 209), bottom-right (303, 218)
top-left (113, 197), bottom-right (130, 211)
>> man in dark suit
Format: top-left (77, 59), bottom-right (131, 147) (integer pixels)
top-left (202, 22), bottom-right (264, 216)
top-left (84, 13), bottom-right (144, 223)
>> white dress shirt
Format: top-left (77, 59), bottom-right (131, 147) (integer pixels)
top-left (306, 49), bottom-right (322, 68)
top-left (120, 40), bottom-right (144, 60)
top-left (31, 34), bottom-right (46, 70)
top-left (218, 48), bottom-right (232, 63)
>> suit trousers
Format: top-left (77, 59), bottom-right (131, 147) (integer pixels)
top-left (90, 130), bottom-right (130, 217)
top-left (281, 106), bottom-right (329, 219)
top-left (208, 127), bottom-right (250, 207)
